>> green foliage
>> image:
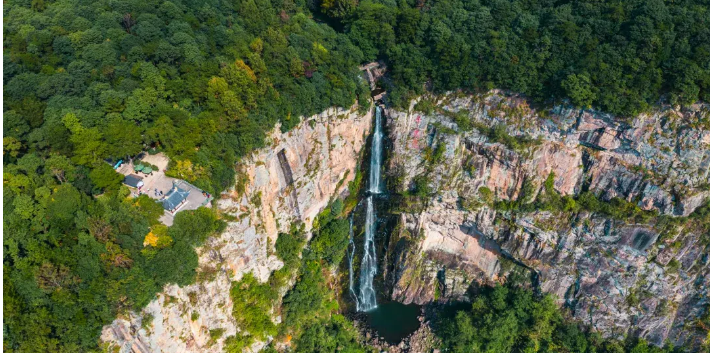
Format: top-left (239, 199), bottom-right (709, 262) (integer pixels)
top-left (224, 333), bottom-right (255, 353)
top-left (88, 163), bottom-right (123, 193)
top-left (425, 141), bottom-right (446, 164)
top-left (414, 98), bottom-right (436, 115)
top-left (438, 284), bottom-right (677, 353)
top-left (293, 315), bottom-right (367, 353)
top-left (478, 186), bottom-right (494, 204)
top-left (134, 195), bottom-right (166, 225)
top-left (487, 124), bottom-right (538, 152)
top-left (575, 192), bottom-right (657, 222)
top-left (229, 273), bottom-right (279, 340)
top-left (7, 0), bottom-right (709, 351)
top-left (209, 328), bottom-right (225, 341)
top-left (3, 165), bottom-right (223, 352)
top-left (412, 174), bottom-right (432, 198)
top-left (306, 200), bottom-right (352, 266)
top-left (5, 0), bottom-right (369, 196)
top-left (344, 167), bottom-right (364, 212)
top-left (495, 172), bottom-right (658, 223)
top-left (666, 259), bottom-right (681, 274)
top-left (562, 74), bottom-right (597, 108)
top-left (281, 260), bottom-right (333, 331)
top-left (453, 111), bottom-right (473, 132)
top-left (275, 224), bottom-right (307, 268)
top-left (308, 217), bottom-right (350, 266)
top-left (227, 198), bottom-right (367, 352)
top-left (141, 313), bottom-right (154, 332)
top-left (4, 0), bottom-right (371, 346)
top-left (321, 0), bottom-right (358, 19)
top-left (340, 0), bottom-right (710, 115)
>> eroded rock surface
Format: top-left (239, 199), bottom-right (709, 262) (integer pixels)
top-left (385, 92), bottom-right (709, 349)
top-left (101, 105), bottom-right (372, 353)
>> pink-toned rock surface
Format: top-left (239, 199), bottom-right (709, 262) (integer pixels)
top-left (101, 104), bottom-right (372, 353)
top-left (384, 92), bottom-right (709, 349)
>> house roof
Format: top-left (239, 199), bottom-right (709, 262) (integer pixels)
top-left (161, 186), bottom-right (190, 211)
top-left (123, 174), bottom-right (144, 188)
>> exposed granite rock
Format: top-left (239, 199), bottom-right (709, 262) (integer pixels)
top-left (387, 93), bottom-right (710, 215)
top-left (101, 104), bottom-right (372, 353)
top-left (384, 92), bottom-right (709, 349)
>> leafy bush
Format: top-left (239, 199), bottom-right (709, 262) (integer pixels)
top-left (281, 260), bottom-right (337, 332)
top-left (224, 333), bottom-right (255, 353)
top-left (229, 273), bottom-right (279, 340)
top-left (478, 186), bottom-right (494, 204)
top-left (308, 218), bottom-right (351, 266)
top-left (412, 174), bottom-right (432, 198)
top-left (275, 224), bottom-right (307, 268)
top-left (414, 98), bottom-right (437, 115)
top-left (425, 141), bottom-right (446, 164)
top-left (294, 315), bottom-right (367, 353)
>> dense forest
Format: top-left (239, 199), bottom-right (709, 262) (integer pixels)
top-left (4, 0), bottom-right (710, 351)
top-left (338, 0), bottom-right (710, 114)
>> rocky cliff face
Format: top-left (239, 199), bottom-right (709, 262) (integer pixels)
top-left (384, 92), bottom-right (710, 348)
top-left (101, 105), bottom-right (372, 353)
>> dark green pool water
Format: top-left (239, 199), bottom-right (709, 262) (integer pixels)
top-left (365, 302), bottom-right (421, 343)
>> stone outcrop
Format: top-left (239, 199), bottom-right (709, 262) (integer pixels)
top-left (384, 92), bottom-right (709, 349)
top-left (101, 104), bottom-right (372, 353)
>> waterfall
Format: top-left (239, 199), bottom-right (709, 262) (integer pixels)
top-left (369, 107), bottom-right (383, 194)
top-left (354, 105), bottom-right (384, 312)
top-left (348, 214), bottom-right (359, 310)
top-left (358, 196), bottom-right (378, 311)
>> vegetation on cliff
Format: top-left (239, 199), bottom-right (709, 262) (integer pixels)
top-left (437, 284), bottom-right (684, 353)
top-left (225, 201), bottom-right (369, 352)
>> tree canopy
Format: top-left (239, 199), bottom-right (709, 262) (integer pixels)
top-left (338, 0), bottom-right (710, 115)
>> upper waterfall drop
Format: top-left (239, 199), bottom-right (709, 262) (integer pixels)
top-left (369, 106), bottom-right (383, 194)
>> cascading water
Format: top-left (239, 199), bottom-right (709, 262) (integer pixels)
top-left (353, 106), bottom-right (384, 312)
top-left (358, 197), bottom-right (378, 311)
top-left (369, 107), bottom-right (383, 194)
top-left (348, 214), bottom-right (359, 310)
